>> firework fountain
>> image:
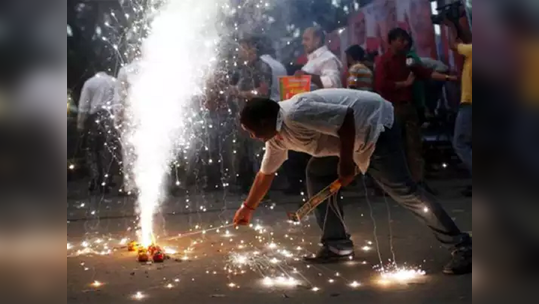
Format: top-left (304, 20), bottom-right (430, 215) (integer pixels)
top-left (128, 0), bottom-right (223, 247)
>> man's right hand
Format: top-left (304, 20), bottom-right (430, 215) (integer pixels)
top-left (233, 204), bottom-right (255, 226)
top-left (405, 73), bottom-right (416, 87)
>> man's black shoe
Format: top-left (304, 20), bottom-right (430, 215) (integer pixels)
top-left (303, 247), bottom-right (354, 264)
top-left (443, 247), bottom-right (472, 275)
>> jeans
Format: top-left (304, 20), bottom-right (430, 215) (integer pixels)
top-left (453, 104), bottom-right (473, 175)
top-left (307, 124), bottom-right (471, 254)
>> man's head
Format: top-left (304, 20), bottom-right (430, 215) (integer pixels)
top-left (302, 26), bottom-right (326, 54)
top-left (240, 98), bottom-right (280, 142)
top-left (239, 37), bottom-right (261, 64)
top-left (387, 28), bottom-right (412, 54)
top-left (345, 45), bottom-right (366, 67)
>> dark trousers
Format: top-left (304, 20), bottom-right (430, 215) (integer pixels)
top-left (307, 123), bottom-right (471, 253)
top-left (393, 103), bottom-right (424, 182)
top-left (284, 151), bottom-right (310, 190)
top-left (453, 104), bottom-right (473, 175)
top-left (83, 111), bottom-right (114, 186)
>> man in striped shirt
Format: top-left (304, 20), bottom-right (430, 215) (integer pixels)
top-left (345, 45), bottom-right (373, 91)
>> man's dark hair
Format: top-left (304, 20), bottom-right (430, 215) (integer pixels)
top-left (345, 45), bottom-right (366, 62)
top-left (240, 97), bottom-right (280, 134)
top-left (388, 27), bottom-right (412, 43)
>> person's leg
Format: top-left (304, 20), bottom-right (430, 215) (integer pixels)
top-left (305, 156), bottom-right (353, 260)
top-left (394, 103), bottom-right (425, 183)
top-left (283, 151), bottom-right (309, 194)
top-left (453, 104), bottom-right (473, 175)
top-left (368, 124), bottom-right (471, 274)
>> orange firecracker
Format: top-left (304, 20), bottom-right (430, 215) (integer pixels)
top-left (128, 241), bottom-right (139, 252)
top-left (138, 248), bottom-right (149, 262)
top-left (153, 251), bottom-right (165, 263)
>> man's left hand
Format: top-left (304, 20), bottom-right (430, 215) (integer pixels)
top-left (338, 160), bottom-right (356, 187)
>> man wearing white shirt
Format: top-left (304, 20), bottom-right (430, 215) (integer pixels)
top-left (260, 53), bottom-right (288, 101)
top-left (78, 71), bottom-right (116, 193)
top-left (295, 26), bottom-right (344, 89)
top-left (233, 89), bottom-right (472, 275)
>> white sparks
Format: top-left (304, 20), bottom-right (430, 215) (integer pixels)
top-left (361, 246), bottom-right (372, 252)
top-left (91, 281), bottom-right (103, 288)
top-left (350, 281), bottom-right (361, 288)
top-left (132, 291), bottom-right (145, 300)
top-left (378, 268), bottom-right (426, 285)
top-left (129, 0), bottom-right (223, 247)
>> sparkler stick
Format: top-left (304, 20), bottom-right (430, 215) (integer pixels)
top-left (161, 223), bottom-right (235, 242)
top-left (287, 180), bottom-right (342, 222)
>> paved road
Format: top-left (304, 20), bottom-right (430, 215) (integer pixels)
top-left (67, 180), bottom-right (472, 304)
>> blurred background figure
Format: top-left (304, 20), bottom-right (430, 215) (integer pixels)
top-left (77, 71), bottom-right (117, 193)
top-left (345, 44), bottom-right (373, 91)
top-left (296, 26), bottom-right (343, 90)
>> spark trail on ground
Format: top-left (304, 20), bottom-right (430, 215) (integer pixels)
top-left (128, 0), bottom-right (223, 247)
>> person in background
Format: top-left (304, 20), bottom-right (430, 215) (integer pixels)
top-left (375, 28), bottom-right (458, 192)
top-left (230, 36), bottom-right (274, 192)
top-left (232, 89), bottom-right (472, 275)
top-left (295, 26), bottom-right (343, 89)
top-left (345, 45), bottom-right (373, 91)
top-left (449, 28), bottom-right (473, 197)
top-left (230, 37), bottom-right (273, 101)
top-left (77, 71), bottom-right (117, 193)
top-left (258, 37), bottom-right (288, 101)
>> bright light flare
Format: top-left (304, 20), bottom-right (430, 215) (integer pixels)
top-left (132, 291), bottom-right (145, 300)
top-left (91, 281), bottom-right (103, 288)
top-left (377, 268), bottom-right (426, 285)
top-left (129, 0), bottom-right (223, 247)
top-left (262, 276), bottom-right (298, 288)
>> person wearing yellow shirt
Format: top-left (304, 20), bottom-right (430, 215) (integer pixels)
top-left (451, 40), bottom-right (472, 196)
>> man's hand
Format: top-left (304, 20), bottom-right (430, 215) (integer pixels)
top-left (338, 159), bottom-right (356, 187)
top-left (404, 72), bottom-right (416, 87)
top-left (233, 204), bottom-right (255, 226)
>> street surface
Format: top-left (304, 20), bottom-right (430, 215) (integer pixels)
top-left (67, 179), bottom-right (472, 304)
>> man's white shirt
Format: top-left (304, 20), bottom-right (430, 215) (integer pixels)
top-left (77, 72), bottom-right (116, 129)
top-left (260, 89), bottom-right (394, 175)
top-left (260, 54), bottom-right (288, 101)
top-left (301, 46), bottom-right (343, 89)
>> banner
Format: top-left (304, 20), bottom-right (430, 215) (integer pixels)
top-left (348, 0), bottom-right (398, 55)
top-left (279, 76), bottom-right (311, 101)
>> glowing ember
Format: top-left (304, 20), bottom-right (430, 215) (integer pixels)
top-left (132, 291), bottom-right (145, 300)
top-left (378, 268), bottom-right (426, 285)
top-left (91, 281), bottom-right (103, 288)
top-left (262, 276), bottom-right (298, 287)
top-left (350, 281), bottom-right (361, 288)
